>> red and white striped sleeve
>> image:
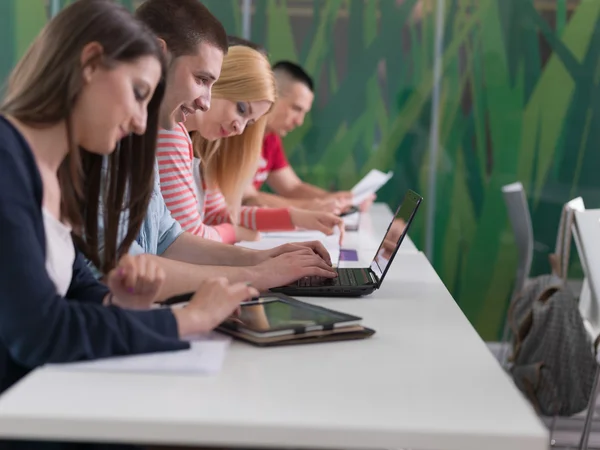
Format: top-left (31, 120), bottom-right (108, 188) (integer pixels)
top-left (155, 124), bottom-right (235, 243)
top-left (203, 187), bottom-right (295, 232)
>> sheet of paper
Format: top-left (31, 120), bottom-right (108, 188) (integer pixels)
top-left (259, 230), bottom-right (332, 240)
top-left (48, 333), bottom-right (231, 375)
top-left (351, 169), bottom-right (393, 205)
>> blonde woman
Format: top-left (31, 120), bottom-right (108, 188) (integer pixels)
top-left (156, 45), bottom-right (342, 243)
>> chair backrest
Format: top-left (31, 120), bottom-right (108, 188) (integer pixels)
top-left (502, 182), bottom-right (534, 297)
top-left (571, 206), bottom-right (600, 342)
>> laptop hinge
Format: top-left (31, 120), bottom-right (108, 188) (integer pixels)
top-left (367, 269), bottom-right (379, 285)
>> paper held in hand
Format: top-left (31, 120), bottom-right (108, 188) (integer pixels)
top-left (351, 169), bottom-right (393, 206)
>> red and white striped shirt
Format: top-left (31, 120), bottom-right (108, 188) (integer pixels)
top-left (156, 124), bottom-right (293, 244)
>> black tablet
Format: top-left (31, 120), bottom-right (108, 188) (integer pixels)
top-left (220, 295), bottom-right (362, 338)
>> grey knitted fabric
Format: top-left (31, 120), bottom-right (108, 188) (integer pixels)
top-left (509, 274), bottom-right (596, 416)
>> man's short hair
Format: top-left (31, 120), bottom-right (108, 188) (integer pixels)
top-left (272, 60), bottom-right (314, 92)
top-left (227, 35), bottom-right (268, 56)
top-left (136, 0), bottom-right (228, 57)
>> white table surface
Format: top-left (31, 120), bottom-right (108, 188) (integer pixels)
top-left (0, 207), bottom-right (545, 450)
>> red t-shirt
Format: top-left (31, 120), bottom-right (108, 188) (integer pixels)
top-left (252, 132), bottom-right (289, 190)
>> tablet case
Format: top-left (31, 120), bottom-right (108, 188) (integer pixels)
top-left (217, 325), bottom-right (375, 347)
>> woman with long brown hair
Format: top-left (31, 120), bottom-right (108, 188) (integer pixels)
top-left (0, 0), bottom-right (256, 408)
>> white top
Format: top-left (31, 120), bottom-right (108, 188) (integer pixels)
top-left (42, 208), bottom-right (75, 296)
top-left (0, 251), bottom-right (547, 449)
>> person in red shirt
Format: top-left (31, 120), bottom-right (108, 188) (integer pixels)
top-left (243, 61), bottom-right (374, 214)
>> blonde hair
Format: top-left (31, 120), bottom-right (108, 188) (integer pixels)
top-left (191, 45), bottom-right (276, 222)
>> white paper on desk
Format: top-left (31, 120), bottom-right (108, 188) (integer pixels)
top-left (351, 169), bottom-right (393, 205)
top-left (48, 333), bottom-right (230, 375)
top-left (261, 224), bottom-right (343, 241)
top-left (260, 230), bottom-right (326, 240)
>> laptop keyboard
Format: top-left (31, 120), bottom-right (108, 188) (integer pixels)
top-left (296, 268), bottom-right (370, 287)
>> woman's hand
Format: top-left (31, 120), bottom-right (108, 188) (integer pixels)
top-left (326, 190), bottom-right (353, 204)
top-left (234, 225), bottom-right (260, 242)
top-left (297, 197), bottom-right (351, 215)
top-left (289, 208), bottom-right (344, 236)
top-left (172, 278), bottom-right (259, 337)
top-left (105, 254), bottom-right (165, 310)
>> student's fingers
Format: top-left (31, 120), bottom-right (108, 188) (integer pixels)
top-left (298, 241), bottom-right (331, 265)
top-left (117, 255), bottom-right (137, 292)
top-left (105, 268), bottom-right (120, 292)
top-left (313, 220), bottom-right (334, 235)
top-left (134, 255), bottom-right (148, 294)
top-left (321, 212), bottom-right (344, 227)
top-left (298, 254), bottom-right (337, 273)
top-left (323, 198), bottom-right (342, 214)
top-left (301, 266), bottom-right (338, 279)
top-left (338, 224), bottom-right (345, 245)
top-left (274, 242), bottom-right (333, 267)
top-left (226, 283), bottom-right (259, 302)
top-left (147, 262), bottom-right (166, 295)
top-left (315, 213), bottom-right (343, 236)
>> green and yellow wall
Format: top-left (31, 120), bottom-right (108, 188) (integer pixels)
top-left (1, 0), bottom-right (596, 340)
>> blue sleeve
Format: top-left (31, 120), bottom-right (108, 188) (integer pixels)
top-left (155, 188), bottom-right (183, 255)
top-left (66, 251), bottom-right (110, 304)
top-left (0, 144), bottom-right (189, 370)
top-left (129, 239), bottom-right (146, 256)
top-left (137, 166), bottom-right (182, 256)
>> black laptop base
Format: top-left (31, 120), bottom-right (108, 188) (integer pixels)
top-left (270, 268), bottom-right (378, 297)
top-left (270, 284), bottom-right (376, 297)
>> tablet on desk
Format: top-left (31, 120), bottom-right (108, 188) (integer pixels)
top-left (220, 295), bottom-right (362, 338)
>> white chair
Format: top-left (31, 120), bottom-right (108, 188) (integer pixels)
top-left (571, 208), bottom-right (600, 450)
top-left (492, 182), bottom-right (534, 366)
top-left (499, 192), bottom-right (594, 448)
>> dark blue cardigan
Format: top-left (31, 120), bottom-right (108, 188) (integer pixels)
top-left (0, 116), bottom-right (189, 395)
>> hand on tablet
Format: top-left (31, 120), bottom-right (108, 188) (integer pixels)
top-left (327, 191), bottom-right (353, 203)
top-left (289, 208), bottom-right (344, 236)
top-left (299, 197), bottom-right (351, 215)
top-left (172, 278), bottom-right (259, 337)
top-left (106, 254), bottom-right (165, 309)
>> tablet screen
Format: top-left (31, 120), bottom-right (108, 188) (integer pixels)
top-left (235, 297), bottom-right (352, 332)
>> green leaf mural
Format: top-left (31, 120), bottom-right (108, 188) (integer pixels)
top-left (1, 0), bottom-right (597, 341)
top-left (250, 0), bottom-right (599, 340)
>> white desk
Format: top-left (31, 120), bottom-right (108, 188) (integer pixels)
top-left (0, 251), bottom-right (546, 450)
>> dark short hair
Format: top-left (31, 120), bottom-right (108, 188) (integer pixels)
top-left (272, 60), bottom-right (314, 92)
top-left (136, 0), bottom-right (228, 57)
top-left (227, 35), bottom-right (268, 56)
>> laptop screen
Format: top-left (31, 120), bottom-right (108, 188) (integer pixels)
top-left (369, 190), bottom-right (422, 285)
